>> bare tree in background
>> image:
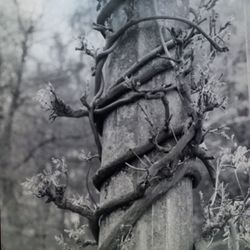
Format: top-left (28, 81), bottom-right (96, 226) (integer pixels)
top-left (0, 1), bottom-right (96, 249)
top-left (0, 0), bottom-right (35, 216)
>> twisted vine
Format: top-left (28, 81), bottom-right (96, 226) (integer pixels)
top-left (32, 1), bottom-right (230, 248)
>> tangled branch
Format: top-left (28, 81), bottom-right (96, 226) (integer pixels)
top-left (31, 1), bottom-right (234, 248)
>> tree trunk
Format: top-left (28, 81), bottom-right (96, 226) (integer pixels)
top-left (99, 0), bottom-right (193, 249)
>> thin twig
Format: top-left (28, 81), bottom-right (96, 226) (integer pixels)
top-left (159, 26), bottom-right (175, 67)
top-left (125, 163), bottom-right (148, 172)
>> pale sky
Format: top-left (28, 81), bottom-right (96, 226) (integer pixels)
top-left (5, 0), bottom-right (100, 72)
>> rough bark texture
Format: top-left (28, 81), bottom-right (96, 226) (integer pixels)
top-left (99, 0), bottom-right (193, 249)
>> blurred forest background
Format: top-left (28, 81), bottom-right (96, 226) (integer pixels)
top-left (0, 0), bottom-right (250, 249)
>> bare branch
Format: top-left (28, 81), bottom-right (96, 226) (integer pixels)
top-left (96, 57), bottom-right (174, 108)
top-left (191, 146), bottom-right (216, 186)
top-left (14, 135), bottom-right (82, 169)
top-left (141, 122), bottom-right (196, 181)
top-left (55, 197), bottom-right (95, 221)
top-left (107, 16), bottom-right (228, 53)
top-left (159, 26), bottom-right (176, 67)
top-left (95, 13), bottom-right (228, 95)
top-left (99, 162), bottom-right (199, 250)
top-left (37, 85), bottom-right (89, 120)
top-left (113, 39), bottom-right (177, 86)
top-left (56, 108), bottom-right (89, 119)
top-left (96, 0), bottom-right (126, 37)
top-left (50, 92), bottom-right (89, 120)
top-left (95, 182), bottom-right (147, 218)
top-left (93, 125), bottom-right (184, 190)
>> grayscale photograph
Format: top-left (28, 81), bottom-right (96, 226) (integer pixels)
top-left (1, 0), bottom-right (250, 249)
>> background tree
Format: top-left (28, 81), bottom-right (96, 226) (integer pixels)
top-left (0, 1), bottom-right (96, 249)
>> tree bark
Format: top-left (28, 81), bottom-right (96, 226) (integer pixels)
top-left (99, 0), bottom-right (193, 249)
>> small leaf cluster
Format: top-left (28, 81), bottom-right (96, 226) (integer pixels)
top-left (35, 82), bottom-right (73, 121)
top-left (22, 157), bottom-right (68, 202)
top-left (201, 143), bottom-right (250, 244)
